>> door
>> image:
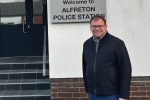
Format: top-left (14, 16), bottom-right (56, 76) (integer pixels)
top-left (0, 0), bottom-right (44, 57)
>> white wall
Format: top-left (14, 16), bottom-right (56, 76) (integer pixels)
top-left (48, 0), bottom-right (150, 78)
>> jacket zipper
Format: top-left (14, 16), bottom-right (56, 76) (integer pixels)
top-left (94, 42), bottom-right (98, 95)
top-left (94, 53), bottom-right (97, 95)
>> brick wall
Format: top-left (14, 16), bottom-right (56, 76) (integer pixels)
top-left (51, 77), bottom-right (150, 100)
top-left (130, 77), bottom-right (150, 100)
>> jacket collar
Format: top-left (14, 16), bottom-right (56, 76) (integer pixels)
top-left (92, 31), bottom-right (110, 44)
top-left (93, 31), bottom-right (107, 42)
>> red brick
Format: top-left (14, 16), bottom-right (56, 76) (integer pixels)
top-left (139, 87), bottom-right (150, 91)
top-left (147, 91), bottom-right (150, 96)
top-left (66, 98), bottom-right (80, 100)
top-left (131, 77), bottom-right (137, 81)
top-left (51, 98), bottom-right (65, 100)
top-left (146, 82), bottom-right (150, 86)
top-left (51, 78), bottom-right (65, 83)
top-left (138, 77), bottom-right (150, 81)
top-left (129, 97), bottom-right (139, 100)
top-left (73, 83), bottom-right (84, 87)
top-left (129, 92), bottom-right (131, 96)
top-left (58, 83), bottom-right (72, 87)
top-left (51, 84), bottom-right (57, 88)
top-left (66, 79), bottom-right (80, 82)
top-left (131, 82), bottom-right (145, 86)
top-left (130, 87), bottom-right (138, 91)
top-left (66, 88), bottom-right (79, 92)
top-left (51, 93), bottom-right (57, 97)
top-left (80, 78), bottom-right (84, 82)
top-left (140, 97), bottom-right (150, 100)
top-left (58, 93), bottom-right (72, 97)
top-left (73, 93), bottom-right (88, 97)
top-left (132, 91), bottom-right (146, 96)
top-left (52, 88), bottom-right (66, 92)
top-left (80, 88), bottom-right (86, 92)
top-left (80, 98), bottom-right (89, 100)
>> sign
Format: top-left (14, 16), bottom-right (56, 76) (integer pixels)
top-left (50, 0), bottom-right (106, 23)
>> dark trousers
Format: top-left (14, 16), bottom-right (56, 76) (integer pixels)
top-left (88, 92), bottom-right (119, 100)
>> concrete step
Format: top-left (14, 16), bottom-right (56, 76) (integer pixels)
top-left (0, 56), bottom-right (49, 64)
top-left (0, 96), bottom-right (50, 100)
top-left (0, 64), bottom-right (49, 70)
top-left (0, 79), bottom-right (50, 84)
top-left (0, 90), bottom-right (51, 97)
top-left (0, 79), bottom-right (50, 91)
top-left (0, 57), bottom-right (50, 100)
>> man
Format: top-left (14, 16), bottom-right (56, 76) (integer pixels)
top-left (82, 15), bottom-right (132, 100)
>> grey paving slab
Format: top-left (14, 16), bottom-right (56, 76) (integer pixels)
top-left (37, 57), bottom-right (43, 63)
top-left (0, 58), bottom-right (10, 63)
top-left (36, 70), bottom-right (42, 73)
top-left (0, 65), bottom-right (11, 70)
top-left (0, 80), bottom-right (8, 84)
top-left (7, 80), bottom-right (22, 84)
top-left (21, 69), bottom-right (42, 73)
top-left (0, 79), bottom-right (49, 85)
top-left (0, 69), bottom-right (42, 74)
top-left (0, 57), bottom-right (17, 63)
top-left (38, 57), bottom-right (49, 63)
top-left (35, 79), bottom-right (50, 83)
top-left (21, 79), bottom-right (36, 83)
top-left (12, 64), bottom-right (24, 70)
top-left (13, 57), bottom-right (28, 63)
top-left (9, 70), bottom-right (23, 73)
top-left (36, 90), bottom-right (50, 96)
top-left (0, 58), bottom-right (5, 60)
top-left (20, 79), bottom-right (49, 84)
top-left (0, 91), bottom-right (5, 96)
top-left (0, 79), bottom-right (42, 84)
top-left (0, 70), bottom-right (11, 74)
top-left (19, 90), bottom-right (36, 95)
top-left (0, 56), bottom-right (46, 64)
top-left (3, 91), bottom-right (20, 95)
top-left (25, 57), bottom-right (39, 64)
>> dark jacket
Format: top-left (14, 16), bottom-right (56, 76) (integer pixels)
top-left (82, 32), bottom-right (132, 99)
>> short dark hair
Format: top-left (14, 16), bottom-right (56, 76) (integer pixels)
top-left (90, 15), bottom-right (106, 25)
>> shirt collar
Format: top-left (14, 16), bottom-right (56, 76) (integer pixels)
top-left (93, 31), bottom-right (107, 43)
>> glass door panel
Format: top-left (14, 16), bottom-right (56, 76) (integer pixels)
top-left (0, 0), bottom-right (26, 25)
top-left (0, 0), bottom-right (44, 57)
top-left (0, 0), bottom-right (29, 57)
top-left (33, 0), bottom-right (43, 24)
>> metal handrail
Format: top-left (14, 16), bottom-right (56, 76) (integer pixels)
top-left (43, 25), bottom-right (46, 76)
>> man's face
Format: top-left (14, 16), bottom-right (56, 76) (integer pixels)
top-left (90, 19), bottom-right (107, 39)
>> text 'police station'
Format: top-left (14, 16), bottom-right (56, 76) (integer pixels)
top-left (53, 14), bottom-right (105, 20)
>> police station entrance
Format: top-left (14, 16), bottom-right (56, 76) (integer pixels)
top-left (0, 0), bottom-right (45, 57)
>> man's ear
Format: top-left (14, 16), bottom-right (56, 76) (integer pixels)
top-left (105, 24), bottom-right (107, 28)
top-left (90, 26), bottom-right (92, 31)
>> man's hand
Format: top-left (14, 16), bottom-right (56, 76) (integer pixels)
top-left (119, 98), bottom-right (128, 100)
